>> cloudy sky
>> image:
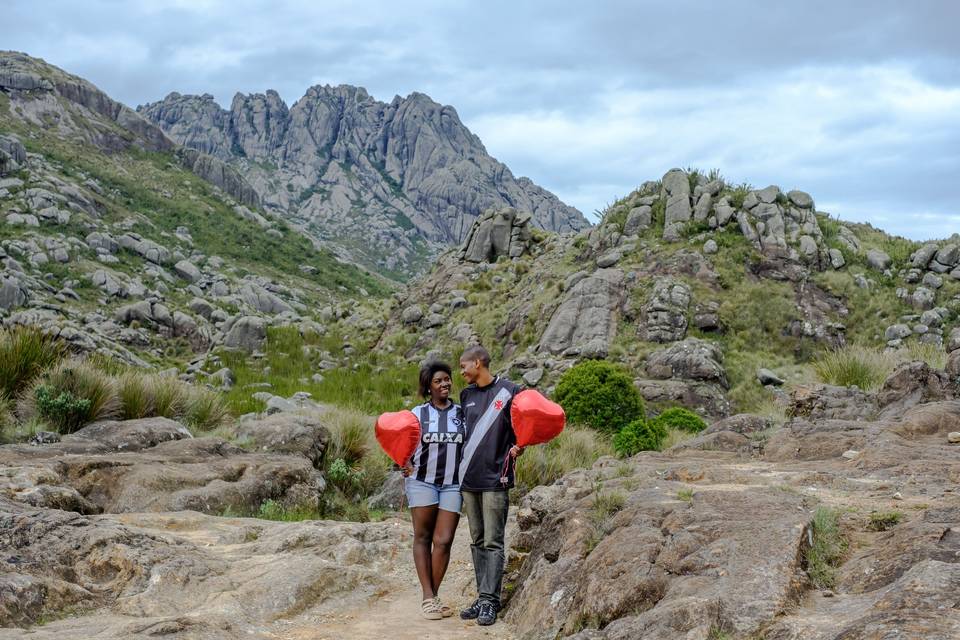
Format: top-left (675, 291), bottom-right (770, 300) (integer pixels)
top-left (6, 0), bottom-right (960, 239)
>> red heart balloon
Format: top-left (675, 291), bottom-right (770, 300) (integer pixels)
top-left (510, 389), bottom-right (565, 447)
top-left (375, 410), bottom-right (421, 466)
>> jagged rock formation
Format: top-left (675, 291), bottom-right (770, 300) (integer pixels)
top-left (138, 88), bottom-right (588, 275)
top-left (458, 207), bottom-right (534, 262)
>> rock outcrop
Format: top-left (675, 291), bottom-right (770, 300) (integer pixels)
top-left (458, 207), bottom-right (533, 262)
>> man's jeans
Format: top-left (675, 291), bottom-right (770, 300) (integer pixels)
top-left (461, 489), bottom-right (509, 606)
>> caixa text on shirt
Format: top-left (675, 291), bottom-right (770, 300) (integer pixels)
top-left (421, 432), bottom-right (464, 444)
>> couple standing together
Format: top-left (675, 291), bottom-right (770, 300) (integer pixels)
top-left (401, 344), bottom-right (520, 627)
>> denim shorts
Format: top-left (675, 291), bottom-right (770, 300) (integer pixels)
top-left (404, 477), bottom-right (462, 512)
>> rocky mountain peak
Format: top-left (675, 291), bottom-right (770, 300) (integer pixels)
top-left (139, 83), bottom-right (589, 277)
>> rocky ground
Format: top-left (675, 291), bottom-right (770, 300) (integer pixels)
top-left (504, 368), bottom-right (960, 639)
top-left (3, 362), bottom-right (960, 639)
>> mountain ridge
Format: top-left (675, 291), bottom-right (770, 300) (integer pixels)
top-left (138, 84), bottom-right (589, 276)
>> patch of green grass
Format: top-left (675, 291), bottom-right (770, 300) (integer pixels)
top-left (806, 506), bottom-right (848, 589)
top-left (218, 326), bottom-right (421, 416)
top-left (814, 344), bottom-right (946, 391)
top-left (867, 510), bottom-right (903, 532)
top-left (677, 488), bottom-right (694, 502)
top-left (585, 489), bottom-right (626, 553)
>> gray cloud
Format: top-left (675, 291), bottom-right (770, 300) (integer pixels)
top-left (5, 0), bottom-right (960, 239)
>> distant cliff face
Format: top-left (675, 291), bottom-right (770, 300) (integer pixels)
top-left (139, 88), bottom-right (589, 276)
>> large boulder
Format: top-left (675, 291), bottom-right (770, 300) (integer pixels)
top-left (640, 279), bottom-right (691, 343)
top-left (459, 207), bottom-right (533, 263)
top-left (537, 269), bottom-right (624, 357)
top-left (645, 338), bottom-right (728, 388)
top-left (236, 412), bottom-right (330, 469)
top-left (223, 315), bottom-right (267, 351)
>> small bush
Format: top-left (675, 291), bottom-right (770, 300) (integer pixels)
top-left (649, 407), bottom-right (707, 434)
top-left (554, 360), bottom-right (645, 433)
top-left (22, 361), bottom-right (118, 433)
top-left (34, 386), bottom-right (91, 434)
top-left (0, 326), bottom-right (66, 399)
top-left (612, 418), bottom-right (666, 456)
top-left (806, 506), bottom-right (848, 589)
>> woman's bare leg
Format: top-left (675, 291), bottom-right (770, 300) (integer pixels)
top-left (411, 505), bottom-right (439, 599)
top-left (431, 509), bottom-right (460, 594)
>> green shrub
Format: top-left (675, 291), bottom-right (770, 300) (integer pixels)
top-left (514, 425), bottom-right (615, 495)
top-left (554, 360), bottom-right (645, 433)
top-left (649, 407), bottom-right (707, 434)
top-left (0, 326), bottom-right (66, 399)
top-left (34, 385), bottom-right (92, 434)
top-left (612, 418), bottom-right (666, 456)
top-left (806, 506), bottom-right (847, 589)
top-left (22, 361), bottom-right (118, 433)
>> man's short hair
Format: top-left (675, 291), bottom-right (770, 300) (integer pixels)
top-left (460, 344), bottom-right (491, 368)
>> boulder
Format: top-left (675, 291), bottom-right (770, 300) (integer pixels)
top-left (757, 368), bottom-right (785, 386)
top-left (223, 316), bottom-right (267, 351)
top-left (866, 248), bottom-right (892, 271)
top-left (174, 259), bottom-right (202, 283)
top-left (623, 206), bottom-right (651, 235)
top-left (645, 338), bottom-right (728, 388)
top-left (640, 279), bottom-right (691, 343)
top-left (401, 305), bottom-right (424, 324)
top-left (538, 269), bottom-right (624, 357)
top-left (787, 190), bottom-right (814, 208)
top-left (236, 412), bottom-right (330, 468)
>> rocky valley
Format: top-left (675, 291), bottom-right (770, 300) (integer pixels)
top-left (2, 51), bottom-right (960, 639)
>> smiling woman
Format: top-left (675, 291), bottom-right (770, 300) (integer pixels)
top-left (398, 359), bottom-right (465, 619)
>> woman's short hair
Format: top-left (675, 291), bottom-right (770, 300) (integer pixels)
top-left (419, 360), bottom-right (452, 398)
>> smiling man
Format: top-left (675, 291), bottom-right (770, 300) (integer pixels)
top-left (457, 344), bottom-right (522, 626)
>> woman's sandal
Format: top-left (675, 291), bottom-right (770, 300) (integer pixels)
top-left (421, 598), bottom-right (443, 620)
top-left (433, 596), bottom-right (454, 618)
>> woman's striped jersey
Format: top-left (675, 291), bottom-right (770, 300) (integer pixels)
top-left (411, 401), bottom-right (465, 486)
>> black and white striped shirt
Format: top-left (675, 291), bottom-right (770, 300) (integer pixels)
top-left (411, 401), bottom-right (464, 486)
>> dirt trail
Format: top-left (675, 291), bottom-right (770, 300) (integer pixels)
top-left (277, 517), bottom-right (516, 640)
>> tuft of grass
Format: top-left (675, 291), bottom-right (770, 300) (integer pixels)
top-left (0, 326), bottom-right (66, 399)
top-left (117, 372), bottom-right (155, 419)
top-left (814, 344), bottom-right (947, 391)
top-left (514, 425), bottom-right (614, 496)
top-left (867, 510), bottom-right (903, 532)
top-left (677, 488), bottom-right (694, 502)
top-left (151, 376), bottom-right (188, 418)
top-left (585, 489), bottom-right (626, 552)
top-left (20, 361), bottom-right (119, 433)
top-left (222, 499), bottom-right (321, 522)
top-left (182, 385), bottom-right (230, 431)
top-left (806, 506), bottom-right (848, 589)
top-left (662, 428), bottom-right (696, 450)
top-left (813, 345), bottom-right (890, 390)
